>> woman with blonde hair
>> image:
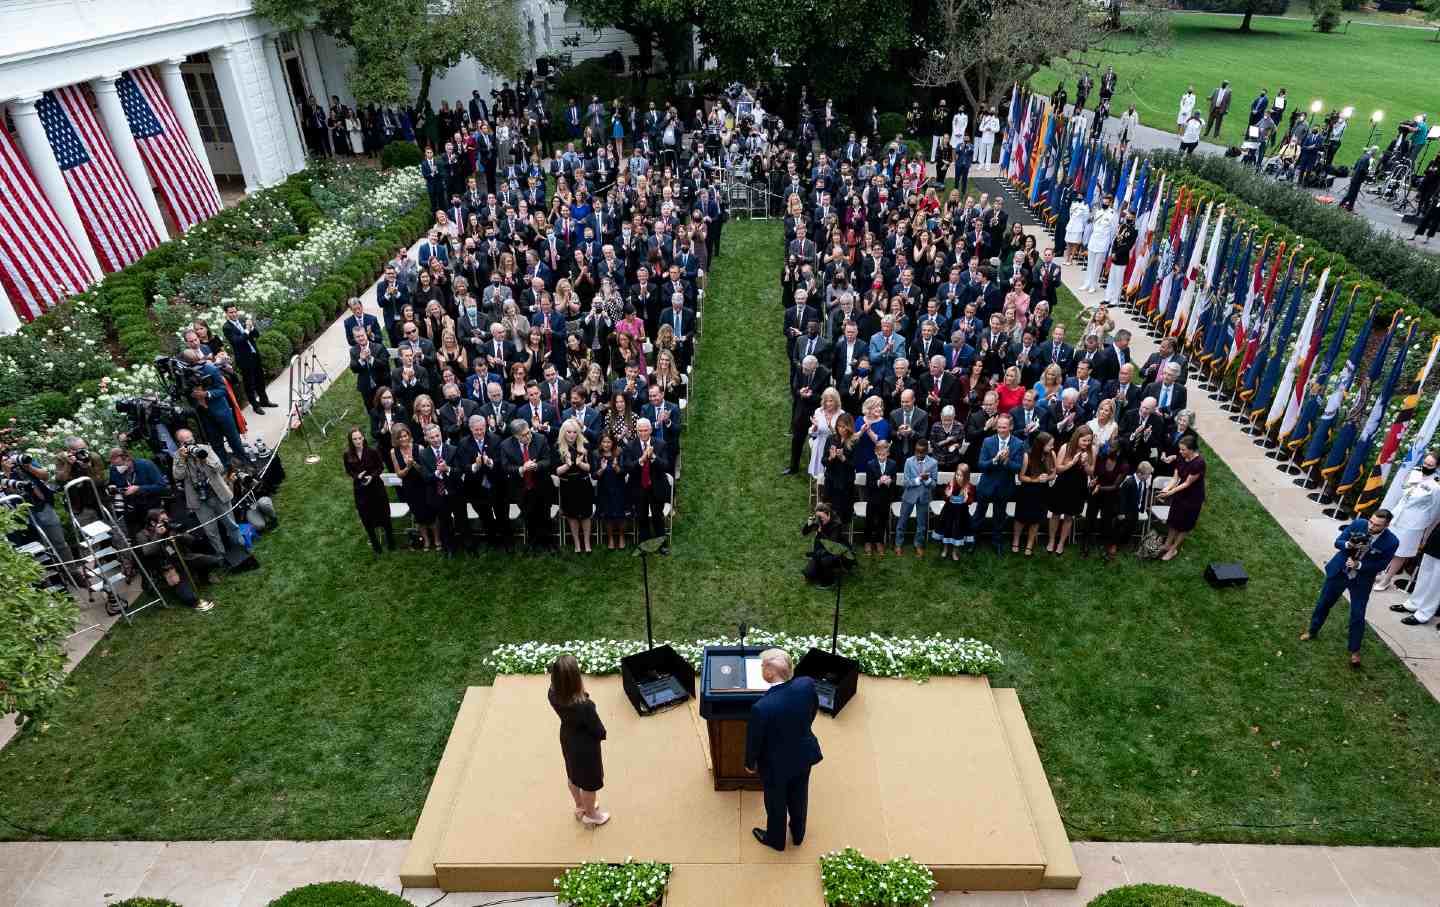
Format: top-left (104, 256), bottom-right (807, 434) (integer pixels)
top-left (389, 423), bottom-right (439, 551)
top-left (582, 362), bottom-right (609, 406)
top-left (548, 653), bottom-right (609, 826)
top-left (409, 393), bottom-right (438, 439)
top-left (1047, 423), bottom-right (1094, 555)
top-left (808, 386), bottom-right (844, 481)
top-left (438, 327), bottom-right (469, 375)
top-left (555, 418), bottom-right (595, 552)
top-left (653, 324), bottom-right (679, 368)
top-left (650, 350), bottom-right (684, 403)
top-left (1034, 363), bottom-right (1064, 407)
top-left (1087, 398), bottom-right (1118, 455)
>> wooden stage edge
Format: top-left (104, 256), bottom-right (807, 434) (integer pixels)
top-left (401, 675), bottom-right (1080, 902)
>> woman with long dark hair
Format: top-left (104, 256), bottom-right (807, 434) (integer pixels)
top-left (343, 427), bottom-right (394, 554)
top-left (548, 654), bottom-right (610, 826)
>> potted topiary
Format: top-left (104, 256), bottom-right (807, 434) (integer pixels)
top-left (1087, 883), bottom-right (1240, 906)
top-left (554, 859), bottom-right (672, 906)
top-left (265, 881), bottom-right (412, 906)
top-left (818, 848), bottom-right (936, 906)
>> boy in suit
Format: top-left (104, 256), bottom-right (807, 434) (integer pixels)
top-left (745, 649), bottom-right (823, 852)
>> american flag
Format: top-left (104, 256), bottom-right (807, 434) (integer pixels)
top-left (38, 85), bottom-right (160, 272)
top-left (119, 68), bottom-right (221, 231)
top-left (0, 126), bottom-right (96, 321)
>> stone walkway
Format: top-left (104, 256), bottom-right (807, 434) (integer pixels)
top-left (6, 839), bottom-right (1440, 906)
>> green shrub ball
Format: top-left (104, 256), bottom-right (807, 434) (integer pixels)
top-left (1088, 883), bottom-right (1240, 907)
top-left (266, 881), bottom-right (412, 907)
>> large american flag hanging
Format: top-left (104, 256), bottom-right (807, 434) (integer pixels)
top-left (0, 126), bottom-right (97, 321)
top-left (119, 68), bottom-right (221, 231)
top-left (38, 85), bottom-right (160, 272)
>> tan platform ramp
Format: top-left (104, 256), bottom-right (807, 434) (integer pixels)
top-left (420, 674), bottom-right (1077, 894)
top-left (993, 688), bottom-right (1082, 889)
top-left (399, 686), bottom-right (493, 888)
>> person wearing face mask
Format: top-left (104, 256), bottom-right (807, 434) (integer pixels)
top-left (1372, 454), bottom-right (1440, 591)
top-left (1081, 195), bottom-right (1117, 296)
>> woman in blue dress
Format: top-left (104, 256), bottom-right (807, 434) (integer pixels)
top-left (852, 395), bottom-right (891, 473)
top-left (594, 432), bottom-right (630, 550)
top-left (611, 103), bottom-right (625, 158)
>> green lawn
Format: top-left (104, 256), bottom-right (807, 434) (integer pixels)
top-left (1039, 12), bottom-right (1440, 161)
top-left (4, 220), bottom-right (1440, 846)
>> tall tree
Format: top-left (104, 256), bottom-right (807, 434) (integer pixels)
top-left (256, 0), bottom-right (525, 110)
top-left (913, 0), bottom-right (1171, 113)
top-left (561, 0), bottom-right (699, 76)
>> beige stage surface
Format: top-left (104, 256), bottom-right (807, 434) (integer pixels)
top-left (402, 674), bottom-right (1079, 902)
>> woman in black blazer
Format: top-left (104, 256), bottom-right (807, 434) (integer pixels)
top-left (548, 654), bottom-right (610, 826)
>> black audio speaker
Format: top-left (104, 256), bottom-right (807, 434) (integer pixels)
top-left (1205, 562), bottom-right (1249, 588)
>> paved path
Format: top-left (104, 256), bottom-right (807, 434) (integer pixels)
top-left (6, 839), bottom-right (1440, 906)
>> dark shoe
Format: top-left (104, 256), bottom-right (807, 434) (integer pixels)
top-left (1402, 616), bottom-right (1427, 626)
top-left (251, 406), bottom-right (266, 416)
top-left (1390, 603), bottom-right (1415, 613)
top-left (781, 468), bottom-right (797, 476)
top-left (751, 827), bottom-right (782, 851)
top-left (260, 398), bottom-right (278, 408)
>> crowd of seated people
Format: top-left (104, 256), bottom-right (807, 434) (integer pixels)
top-left (772, 142), bottom-right (1205, 563)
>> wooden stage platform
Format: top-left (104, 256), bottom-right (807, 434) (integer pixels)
top-left (400, 674), bottom-right (1079, 903)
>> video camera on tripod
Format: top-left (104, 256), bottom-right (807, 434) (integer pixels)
top-left (153, 354), bottom-right (217, 404)
top-left (115, 395), bottom-right (186, 468)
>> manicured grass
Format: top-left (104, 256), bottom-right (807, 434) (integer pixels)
top-left (1039, 12), bottom-right (1440, 160)
top-left (4, 221), bottom-right (1440, 846)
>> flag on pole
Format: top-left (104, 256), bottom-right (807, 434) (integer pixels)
top-left (118, 68), bottom-right (222, 232)
top-left (1355, 331), bottom-right (1440, 514)
top-left (1337, 318), bottom-right (1417, 496)
top-left (1172, 201), bottom-right (1216, 340)
top-left (1226, 234), bottom-right (1267, 370)
top-left (1301, 299), bottom-right (1375, 468)
top-left (1278, 277), bottom-right (1345, 446)
top-left (1201, 221), bottom-right (1246, 363)
top-left (999, 84), bottom-right (1020, 174)
top-left (37, 85), bottom-right (161, 272)
top-left (0, 125), bottom-right (97, 321)
top-left (1267, 267), bottom-right (1330, 431)
top-left (1248, 260), bottom-right (1311, 421)
top-left (1240, 246), bottom-right (1296, 401)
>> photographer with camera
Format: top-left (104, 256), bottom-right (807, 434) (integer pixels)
top-left (171, 428), bottom-right (254, 568)
top-left (2, 445), bottom-right (77, 572)
top-left (54, 435), bottom-right (108, 526)
top-left (106, 447), bottom-right (170, 537)
top-left (178, 349), bottom-right (253, 469)
top-left (133, 508), bottom-right (220, 612)
top-left (801, 502), bottom-right (852, 586)
top-left (1301, 509), bottom-right (1399, 668)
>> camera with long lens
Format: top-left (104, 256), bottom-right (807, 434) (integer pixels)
top-left (152, 355), bottom-right (215, 404)
top-left (116, 395), bottom-right (186, 469)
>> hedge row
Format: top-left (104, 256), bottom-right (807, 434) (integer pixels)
top-left (1146, 150), bottom-right (1440, 316)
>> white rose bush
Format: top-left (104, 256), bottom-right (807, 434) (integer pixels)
top-left (486, 629), bottom-right (1003, 680)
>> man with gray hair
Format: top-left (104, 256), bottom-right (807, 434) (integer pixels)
top-left (501, 418), bottom-right (554, 550)
top-left (624, 417), bottom-right (672, 551)
top-left (745, 648), bottom-right (823, 851)
top-left (786, 353), bottom-right (830, 476)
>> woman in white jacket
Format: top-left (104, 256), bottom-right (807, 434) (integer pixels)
top-left (1177, 88), bottom-right (1197, 135)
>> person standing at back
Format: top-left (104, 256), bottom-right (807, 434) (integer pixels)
top-left (1204, 80), bottom-right (1231, 139)
top-left (746, 649), bottom-right (824, 852)
top-left (548, 654), bottom-right (611, 827)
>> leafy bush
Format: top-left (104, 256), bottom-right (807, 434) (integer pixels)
top-left (380, 141), bottom-right (423, 170)
top-left (554, 860), bottom-right (672, 907)
top-left (819, 848), bottom-right (936, 907)
top-left (878, 112), bottom-right (907, 139)
top-left (0, 506), bottom-right (82, 730)
top-left (1313, 0), bottom-right (1343, 32)
top-left (1088, 883), bottom-right (1239, 907)
top-left (265, 882), bottom-right (410, 907)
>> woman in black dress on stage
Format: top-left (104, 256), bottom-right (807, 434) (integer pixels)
top-left (344, 427), bottom-right (394, 554)
top-left (548, 654), bottom-right (610, 826)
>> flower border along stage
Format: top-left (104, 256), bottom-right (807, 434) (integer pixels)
top-left (486, 629), bottom-right (1003, 680)
top-left (819, 847), bottom-right (937, 907)
top-left (554, 859), bottom-right (672, 907)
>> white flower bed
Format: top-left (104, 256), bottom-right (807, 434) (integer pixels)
top-left (486, 629), bottom-right (1003, 679)
top-left (340, 168), bottom-right (426, 233)
top-left (25, 364), bottom-right (165, 458)
top-left (229, 220), bottom-right (360, 320)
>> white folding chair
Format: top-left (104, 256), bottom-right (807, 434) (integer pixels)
top-left (850, 472), bottom-right (868, 544)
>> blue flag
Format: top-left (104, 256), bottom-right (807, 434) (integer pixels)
top-left (1322, 310), bottom-right (1399, 478)
top-left (1286, 284), bottom-right (1354, 452)
top-left (1338, 318), bottom-right (1416, 494)
top-left (1250, 263), bottom-right (1311, 419)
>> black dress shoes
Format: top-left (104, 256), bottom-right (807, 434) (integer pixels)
top-left (752, 827), bottom-right (781, 851)
top-left (1401, 616), bottom-right (1427, 626)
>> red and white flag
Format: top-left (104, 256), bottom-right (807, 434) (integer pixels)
top-left (0, 126), bottom-right (96, 321)
top-left (119, 68), bottom-right (222, 231)
top-left (38, 85), bottom-right (161, 272)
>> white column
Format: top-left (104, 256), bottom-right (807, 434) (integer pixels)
top-left (7, 95), bottom-right (104, 279)
top-left (299, 30), bottom-right (330, 106)
top-left (91, 74), bottom-right (170, 241)
top-left (0, 293), bottom-right (20, 334)
top-left (157, 57), bottom-right (222, 200)
top-left (262, 34), bottom-right (307, 172)
top-left (207, 44), bottom-right (264, 192)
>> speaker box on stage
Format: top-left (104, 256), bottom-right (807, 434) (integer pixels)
top-left (620, 645), bottom-right (696, 716)
top-left (796, 648), bottom-right (860, 717)
top-left (1205, 562), bottom-right (1249, 588)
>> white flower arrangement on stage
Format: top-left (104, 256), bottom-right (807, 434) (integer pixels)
top-left (554, 858), bottom-right (671, 907)
top-left (819, 847), bottom-right (936, 907)
top-left (486, 630), bottom-right (1003, 680)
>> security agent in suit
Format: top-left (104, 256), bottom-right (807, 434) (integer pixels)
top-left (458, 414), bottom-right (509, 550)
top-left (974, 412), bottom-right (1024, 553)
top-left (222, 304), bottom-right (275, 413)
top-left (1302, 510), bottom-right (1400, 666)
top-left (786, 356), bottom-right (830, 475)
top-left (745, 649), bottom-right (824, 852)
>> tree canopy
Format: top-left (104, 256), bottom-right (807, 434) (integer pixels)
top-left (256, 0), bottom-right (525, 109)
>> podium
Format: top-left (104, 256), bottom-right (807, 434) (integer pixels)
top-left (697, 645), bottom-right (768, 790)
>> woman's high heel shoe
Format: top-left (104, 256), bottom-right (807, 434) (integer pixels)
top-left (581, 811), bottom-right (611, 826)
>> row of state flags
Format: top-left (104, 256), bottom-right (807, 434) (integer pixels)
top-left (994, 98), bottom-right (1440, 517)
top-left (1, 66), bottom-right (219, 324)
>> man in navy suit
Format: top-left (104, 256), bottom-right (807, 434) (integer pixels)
top-left (1302, 510), bottom-right (1399, 667)
top-left (342, 297), bottom-right (382, 347)
top-left (974, 413), bottom-right (1024, 553)
top-left (745, 649), bottom-right (823, 852)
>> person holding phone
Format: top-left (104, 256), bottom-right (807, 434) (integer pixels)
top-left (343, 427), bottom-right (394, 554)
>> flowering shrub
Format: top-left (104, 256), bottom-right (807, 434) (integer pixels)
top-left (23, 364), bottom-right (165, 460)
top-left (819, 848), bottom-right (935, 907)
top-left (486, 629), bottom-right (1004, 680)
top-left (554, 859), bottom-right (672, 907)
top-left (230, 221), bottom-right (362, 320)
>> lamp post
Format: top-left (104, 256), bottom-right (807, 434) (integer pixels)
top-left (1367, 110), bottom-right (1385, 148)
top-left (1310, 99), bottom-right (1324, 116)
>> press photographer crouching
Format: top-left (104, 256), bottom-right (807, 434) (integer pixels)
top-left (801, 502), bottom-right (854, 587)
top-left (172, 428), bottom-right (259, 572)
top-left (133, 509), bottom-right (222, 612)
top-left (1, 445), bottom-right (77, 574)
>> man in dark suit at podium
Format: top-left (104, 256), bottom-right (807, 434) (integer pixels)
top-left (745, 649), bottom-right (823, 852)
